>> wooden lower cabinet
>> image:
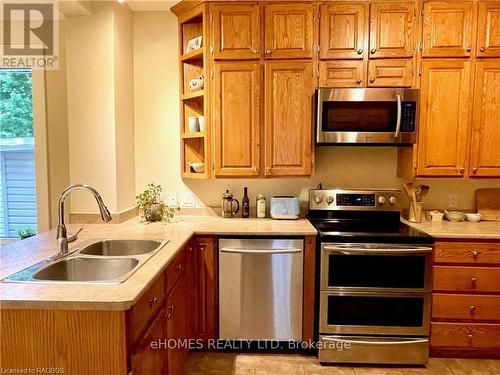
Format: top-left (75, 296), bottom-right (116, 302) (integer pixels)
top-left (431, 240), bottom-right (500, 358)
top-left (166, 275), bottom-right (188, 375)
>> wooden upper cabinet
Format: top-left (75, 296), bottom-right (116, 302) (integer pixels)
top-left (422, 1), bottom-right (474, 57)
top-left (417, 60), bottom-right (472, 177)
top-left (265, 61), bottom-right (313, 176)
top-left (477, 2), bottom-right (500, 58)
top-left (369, 2), bottom-right (416, 58)
top-left (319, 60), bottom-right (365, 87)
top-left (213, 61), bottom-right (261, 177)
top-left (470, 60), bottom-right (500, 177)
top-left (368, 59), bottom-right (414, 87)
top-left (211, 3), bottom-right (260, 60)
top-left (319, 3), bottom-right (367, 59)
top-left (264, 3), bottom-right (314, 59)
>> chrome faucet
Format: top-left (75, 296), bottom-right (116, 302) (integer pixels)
top-left (56, 184), bottom-right (112, 257)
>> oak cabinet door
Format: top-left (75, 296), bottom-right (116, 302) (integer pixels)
top-left (319, 3), bottom-right (367, 59)
top-left (477, 2), bottom-right (500, 58)
top-left (470, 60), bottom-right (500, 177)
top-left (417, 60), bottom-right (472, 177)
top-left (265, 61), bottom-right (313, 176)
top-left (367, 59), bottom-right (414, 87)
top-left (166, 275), bottom-right (187, 375)
top-left (129, 310), bottom-right (167, 375)
top-left (319, 60), bottom-right (365, 87)
top-left (369, 2), bottom-right (416, 58)
top-left (264, 3), bottom-right (314, 59)
top-left (213, 61), bottom-right (261, 177)
top-left (211, 3), bottom-right (260, 60)
top-left (422, 1), bottom-right (474, 57)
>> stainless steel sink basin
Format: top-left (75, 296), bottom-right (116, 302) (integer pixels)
top-left (79, 239), bottom-right (162, 256)
top-left (1, 238), bottom-right (169, 284)
top-left (32, 257), bottom-right (139, 282)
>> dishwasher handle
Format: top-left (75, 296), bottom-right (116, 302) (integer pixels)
top-left (220, 247), bottom-right (302, 254)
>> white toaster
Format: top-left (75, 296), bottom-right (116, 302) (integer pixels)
top-left (270, 196), bottom-right (300, 220)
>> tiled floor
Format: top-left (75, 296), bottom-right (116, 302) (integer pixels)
top-left (184, 352), bottom-right (500, 375)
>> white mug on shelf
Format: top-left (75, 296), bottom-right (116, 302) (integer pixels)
top-left (189, 76), bottom-right (204, 91)
top-left (198, 116), bottom-right (205, 132)
top-left (188, 117), bottom-right (199, 133)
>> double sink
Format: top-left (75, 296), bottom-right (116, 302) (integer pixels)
top-left (2, 239), bottom-right (168, 284)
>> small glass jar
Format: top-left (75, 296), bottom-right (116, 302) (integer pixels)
top-left (256, 194), bottom-right (266, 218)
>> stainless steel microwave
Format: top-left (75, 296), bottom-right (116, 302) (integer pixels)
top-left (316, 88), bottom-right (419, 145)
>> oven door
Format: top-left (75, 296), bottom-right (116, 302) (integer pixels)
top-left (320, 243), bottom-right (433, 292)
top-left (316, 88), bottom-right (419, 144)
top-left (319, 291), bottom-right (431, 336)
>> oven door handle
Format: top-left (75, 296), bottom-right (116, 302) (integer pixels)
top-left (322, 337), bottom-right (429, 345)
top-left (322, 245), bottom-right (433, 254)
top-left (394, 94), bottom-right (402, 139)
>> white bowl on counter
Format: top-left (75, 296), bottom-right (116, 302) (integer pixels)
top-left (465, 213), bottom-right (482, 222)
top-left (444, 210), bottom-right (466, 222)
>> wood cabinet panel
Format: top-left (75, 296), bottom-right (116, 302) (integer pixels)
top-left (130, 309), bottom-right (167, 375)
top-left (213, 61), bottom-right (261, 177)
top-left (166, 275), bottom-right (188, 375)
top-left (127, 272), bottom-right (166, 345)
top-left (431, 322), bottom-right (500, 349)
top-left (166, 247), bottom-right (185, 293)
top-left (319, 3), bottom-right (367, 59)
top-left (211, 3), bottom-right (260, 60)
top-left (477, 2), bottom-right (500, 58)
top-left (422, 1), bottom-right (474, 57)
top-left (416, 59), bottom-right (471, 176)
top-left (186, 237), bottom-right (217, 343)
top-left (433, 294), bottom-right (500, 321)
top-left (264, 3), bottom-right (314, 59)
top-left (265, 61), bottom-right (314, 176)
top-left (369, 2), bottom-right (416, 58)
top-left (469, 60), bottom-right (500, 177)
top-left (435, 242), bottom-right (500, 265)
top-left (433, 266), bottom-right (500, 293)
top-left (319, 60), bottom-right (365, 87)
top-left (367, 59), bottom-right (414, 87)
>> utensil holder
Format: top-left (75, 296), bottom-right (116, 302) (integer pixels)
top-left (409, 202), bottom-right (423, 223)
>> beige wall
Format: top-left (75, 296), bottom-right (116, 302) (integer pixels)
top-left (133, 10), bottom-right (500, 213)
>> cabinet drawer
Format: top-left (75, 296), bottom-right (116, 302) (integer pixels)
top-left (433, 266), bottom-right (500, 293)
top-left (431, 322), bottom-right (500, 349)
top-left (128, 272), bottom-right (166, 344)
top-left (435, 242), bottom-right (500, 265)
top-left (433, 294), bottom-right (500, 321)
top-left (367, 59), bottom-right (413, 87)
top-left (319, 61), bottom-right (365, 87)
top-left (166, 249), bottom-right (186, 294)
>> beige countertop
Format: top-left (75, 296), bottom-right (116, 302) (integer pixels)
top-left (0, 216), bottom-right (316, 311)
top-left (405, 218), bottom-right (500, 240)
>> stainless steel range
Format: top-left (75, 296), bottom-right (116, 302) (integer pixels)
top-left (307, 188), bottom-right (434, 365)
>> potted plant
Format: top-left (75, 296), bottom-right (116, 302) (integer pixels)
top-left (136, 184), bottom-right (180, 223)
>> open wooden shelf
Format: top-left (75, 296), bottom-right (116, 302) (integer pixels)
top-left (180, 47), bottom-right (204, 64)
top-left (181, 171), bottom-right (208, 179)
top-left (181, 90), bottom-right (204, 101)
top-left (182, 132), bottom-right (205, 139)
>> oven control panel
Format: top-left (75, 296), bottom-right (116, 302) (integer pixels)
top-left (309, 189), bottom-right (402, 211)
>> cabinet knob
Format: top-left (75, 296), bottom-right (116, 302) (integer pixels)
top-left (472, 250), bottom-right (479, 259)
top-left (472, 167), bottom-right (478, 174)
top-left (370, 48), bottom-right (376, 54)
top-left (166, 312), bottom-right (172, 320)
top-left (480, 46), bottom-right (485, 52)
top-left (356, 79), bottom-right (362, 84)
top-left (149, 297), bottom-right (159, 306)
top-left (459, 167), bottom-right (465, 174)
top-left (466, 46), bottom-right (472, 52)
top-left (266, 167), bottom-right (272, 174)
top-left (471, 277), bottom-right (477, 288)
top-left (188, 246), bottom-right (193, 252)
top-left (369, 77), bottom-right (375, 83)
top-left (469, 305), bottom-right (476, 314)
top-left (357, 48), bottom-right (363, 55)
top-left (467, 333), bottom-right (474, 340)
top-left (175, 264), bottom-right (183, 271)
top-left (265, 49), bottom-right (272, 55)
top-left (168, 304), bottom-right (175, 311)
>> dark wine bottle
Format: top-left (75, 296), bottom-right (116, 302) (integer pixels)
top-left (242, 187), bottom-right (250, 218)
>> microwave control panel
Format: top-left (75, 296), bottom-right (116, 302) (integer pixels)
top-left (401, 101), bottom-right (417, 132)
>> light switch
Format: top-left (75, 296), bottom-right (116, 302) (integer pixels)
top-left (168, 192), bottom-right (178, 206)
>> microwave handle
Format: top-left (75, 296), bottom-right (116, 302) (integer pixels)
top-left (394, 94), bottom-right (402, 138)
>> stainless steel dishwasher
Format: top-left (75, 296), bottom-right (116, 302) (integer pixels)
top-left (218, 238), bottom-right (303, 341)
